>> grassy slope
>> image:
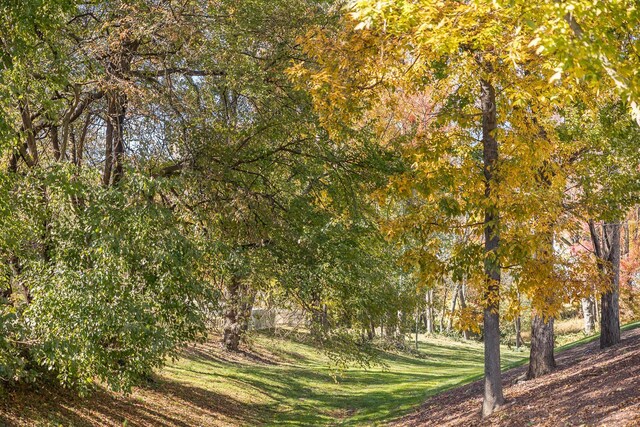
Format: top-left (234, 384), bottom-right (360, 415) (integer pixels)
top-left (162, 333), bottom-right (528, 426)
top-left (160, 321), bottom-right (640, 426)
top-left (4, 323), bottom-right (638, 427)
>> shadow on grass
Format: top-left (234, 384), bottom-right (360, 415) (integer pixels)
top-left (0, 376), bottom-right (264, 427)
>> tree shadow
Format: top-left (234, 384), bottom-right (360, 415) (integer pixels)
top-left (0, 375), bottom-right (264, 427)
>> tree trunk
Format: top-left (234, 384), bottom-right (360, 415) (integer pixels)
top-left (367, 319), bottom-right (375, 340)
top-left (239, 288), bottom-right (257, 335)
top-left (581, 297), bottom-right (595, 334)
top-left (447, 284), bottom-right (460, 332)
top-left (425, 289), bottom-right (435, 334)
top-left (103, 93), bottom-right (127, 186)
top-left (439, 286), bottom-right (448, 334)
top-left (396, 310), bottom-right (404, 340)
top-left (526, 315), bottom-right (555, 379)
top-left (459, 284), bottom-right (470, 339)
top-left (527, 228), bottom-right (557, 378)
top-left (600, 222), bottom-right (621, 348)
top-left (589, 220), bottom-right (621, 349)
top-left (480, 78), bottom-right (504, 417)
top-left (222, 276), bottom-right (253, 351)
top-left (415, 309), bottom-right (419, 350)
top-left (514, 316), bottom-right (522, 349)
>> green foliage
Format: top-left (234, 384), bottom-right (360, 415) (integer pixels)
top-left (559, 100), bottom-right (640, 221)
top-left (0, 168), bottom-right (214, 391)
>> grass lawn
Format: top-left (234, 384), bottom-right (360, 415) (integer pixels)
top-left (160, 332), bottom-right (529, 426)
top-left (5, 323), bottom-right (637, 427)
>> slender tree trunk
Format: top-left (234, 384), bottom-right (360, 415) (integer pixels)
top-left (367, 319), bottom-right (375, 340)
top-left (623, 220), bottom-right (630, 257)
top-left (459, 284), bottom-right (470, 339)
top-left (396, 310), bottom-right (404, 340)
top-left (447, 284), bottom-right (460, 332)
top-left (103, 94), bottom-right (127, 186)
top-left (415, 309), bottom-right (419, 350)
top-left (439, 286), bottom-right (448, 334)
top-left (110, 93), bottom-right (127, 185)
top-left (514, 316), bottom-right (522, 349)
top-left (527, 315), bottom-right (555, 379)
top-left (480, 78), bottom-right (504, 417)
top-left (425, 289), bottom-right (435, 334)
top-left (102, 37), bottom-right (136, 187)
top-left (600, 222), bottom-right (621, 348)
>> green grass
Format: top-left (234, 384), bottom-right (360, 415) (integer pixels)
top-left (162, 333), bottom-right (528, 426)
top-left (5, 322), bottom-right (639, 426)
top-left (161, 321), bottom-right (640, 426)
top-left (555, 320), bottom-right (640, 352)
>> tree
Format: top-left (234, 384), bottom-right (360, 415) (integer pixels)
top-left (292, 0), bottom-right (585, 415)
top-left (559, 100), bottom-right (640, 348)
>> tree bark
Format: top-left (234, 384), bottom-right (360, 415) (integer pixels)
top-left (527, 229), bottom-right (557, 378)
top-left (526, 315), bottom-right (555, 379)
top-left (425, 289), bottom-right (435, 334)
top-left (480, 78), bottom-right (504, 417)
top-left (447, 284), bottom-right (460, 332)
top-left (459, 284), bottom-right (470, 339)
top-left (600, 222), bottom-right (621, 348)
top-left (514, 316), bottom-right (522, 349)
top-left (222, 276), bottom-right (253, 351)
top-left (367, 319), bottom-right (376, 340)
top-left (581, 297), bottom-right (595, 334)
top-left (439, 285), bottom-right (448, 334)
top-left (103, 93), bottom-right (127, 186)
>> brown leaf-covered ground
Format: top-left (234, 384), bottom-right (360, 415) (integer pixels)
top-left (392, 327), bottom-right (640, 427)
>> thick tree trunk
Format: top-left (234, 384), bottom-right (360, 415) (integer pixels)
top-left (527, 230), bottom-right (557, 378)
top-left (589, 220), bottom-right (621, 349)
top-left (581, 297), bottom-right (596, 334)
top-left (600, 222), bottom-right (621, 348)
top-left (526, 315), bottom-right (555, 379)
top-left (222, 276), bottom-right (253, 351)
top-left (480, 78), bottom-right (504, 417)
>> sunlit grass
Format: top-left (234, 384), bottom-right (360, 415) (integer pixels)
top-left (8, 322), bottom-right (639, 426)
top-left (161, 332), bottom-right (528, 426)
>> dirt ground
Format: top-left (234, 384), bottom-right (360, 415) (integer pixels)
top-left (392, 327), bottom-right (640, 427)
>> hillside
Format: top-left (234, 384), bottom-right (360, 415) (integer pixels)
top-left (0, 332), bottom-right (527, 427)
top-left (394, 325), bottom-right (640, 427)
